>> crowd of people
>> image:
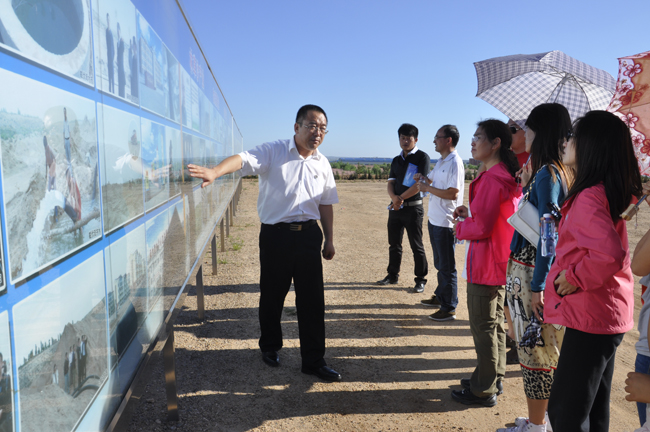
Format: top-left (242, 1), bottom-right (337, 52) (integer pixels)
top-left (188, 104), bottom-right (649, 432)
top-left (61, 335), bottom-right (89, 395)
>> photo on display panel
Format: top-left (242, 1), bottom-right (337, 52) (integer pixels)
top-left (166, 47), bottom-right (180, 124)
top-left (136, 11), bottom-right (169, 119)
top-left (199, 92), bottom-right (211, 137)
top-left (13, 251), bottom-right (108, 432)
top-left (169, 198), bottom-right (189, 277)
top-left (0, 68), bottom-right (101, 284)
top-left (0, 311), bottom-right (14, 432)
top-left (104, 224), bottom-right (146, 367)
top-left (141, 118), bottom-right (169, 212)
top-left (0, 0), bottom-right (94, 86)
top-left (182, 132), bottom-right (200, 185)
top-left (97, 103), bottom-right (144, 234)
top-left (145, 209), bottom-right (168, 311)
top-left (166, 126), bottom-right (182, 200)
top-left (180, 67), bottom-right (192, 130)
top-left (92, 0), bottom-right (139, 105)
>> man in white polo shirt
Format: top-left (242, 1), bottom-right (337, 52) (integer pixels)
top-left (415, 124), bottom-right (464, 321)
top-left (188, 104), bottom-right (341, 382)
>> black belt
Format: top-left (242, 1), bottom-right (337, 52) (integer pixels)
top-left (266, 220), bottom-right (317, 231)
top-left (403, 200), bottom-right (423, 207)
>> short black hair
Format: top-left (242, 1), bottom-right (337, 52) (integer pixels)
top-left (296, 105), bottom-right (327, 124)
top-left (398, 123), bottom-right (418, 138)
top-left (439, 124), bottom-right (459, 146)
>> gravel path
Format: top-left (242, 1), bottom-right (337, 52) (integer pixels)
top-left (127, 179), bottom-right (642, 432)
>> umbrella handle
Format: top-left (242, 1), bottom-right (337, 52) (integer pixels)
top-left (621, 194), bottom-right (648, 221)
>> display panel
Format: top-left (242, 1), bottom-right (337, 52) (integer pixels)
top-left (0, 0), bottom-right (94, 86)
top-left (141, 118), bottom-right (169, 212)
top-left (0, 68), bottom-right (101, 284)
top-left (92, 0), bottom-right (139, 105)
top-left (136, 12), bottom-right (169, 119)
top-left (14, 251), bottom-right (108, 432)
top-left (97, 103), bottom-right (144, 234)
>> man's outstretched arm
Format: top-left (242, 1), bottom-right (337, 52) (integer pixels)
top-left (188, 154), bottom-right (243, 188)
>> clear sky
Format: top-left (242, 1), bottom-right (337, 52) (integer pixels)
top-left (180, 0), bottom-right (650, 161)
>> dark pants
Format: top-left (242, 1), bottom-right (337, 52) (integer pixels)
top-left (428, 222), bottom-right (457, 311)
top-left (258, 223), bottom-right (326, 369)
top-left (548, 328), bottom-right (624, 432)
top-left (387, 206), bottom-right (427, 283)
top-left (467, 282), bottom-right (506, 397)
top-left (636, 353), bottom-right (650, 426)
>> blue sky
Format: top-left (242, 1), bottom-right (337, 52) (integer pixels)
top-left (181, 0), bottom-right (650, 161)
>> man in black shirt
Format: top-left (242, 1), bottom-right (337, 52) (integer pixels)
top-left (378, 123), bottom-right (430, 292)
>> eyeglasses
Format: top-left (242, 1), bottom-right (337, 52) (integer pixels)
top-left (434, 135), bottom-right (448, 141)
top-left (509, 125), bottom-right (522, 135)
top-left (471, 135), bottom-right (482, 143)
top-left (301, 123), bottom-right (328, 134)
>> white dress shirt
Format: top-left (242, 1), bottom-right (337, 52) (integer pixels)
top-left (427, 150), bottom-right (464, 228)
top-left (239, 138), bottom-right (338, 224)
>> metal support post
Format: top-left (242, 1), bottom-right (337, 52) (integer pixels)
top-left (163, 331), bottom-right (179, 422)
top-left (225, 207), bottom-right (230, 237)
top-left (196, 265), bottom-right (204, 320)
top-left (220, 219), bottom-right (225, 252)
top-left (211, 235), bottom-right (217, 275)
top-left (229, 201), bottom-right (234, 226)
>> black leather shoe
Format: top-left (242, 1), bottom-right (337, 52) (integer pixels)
top-left (377, 275), bottom-right (398, 285)
top-left (412, 282), bottom-right (425, 293)
top-left (262, 351), bottom-right (279, 367)
top-left (301, 365), bottom-right (342, 382)
top-left (460, 378), bottom-right (503, 396)
top-left (451, 388), bottom-right (497, 407)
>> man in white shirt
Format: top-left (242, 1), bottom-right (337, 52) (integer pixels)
top-left (415, 125), bottom-right (464, 321)
top-left (188, 105), bottom-right (341, 382)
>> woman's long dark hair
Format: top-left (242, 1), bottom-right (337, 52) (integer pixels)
top-left (565, 110), bottom-right (642, 221)
top-left (525, 103), bottom-right (572, 186)
top-left (477, 119), bottom-right (519, 179)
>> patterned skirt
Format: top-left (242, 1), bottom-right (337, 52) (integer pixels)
top-left (505, 243), bottom-right (565, 400)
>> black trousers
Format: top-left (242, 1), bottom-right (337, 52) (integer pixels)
top-left (387, 205), bottom-right (428, 283)
top-left (258, 223), bottom-right (326, 368)
top-left (548, 327), bottom-right (624, 432)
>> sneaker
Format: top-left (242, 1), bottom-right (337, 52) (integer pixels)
top-left (420, 295), bottom-right (442, 307)
top-left (460, 377), bottom-right (503, 395)
top-left (514, 413), bottom-right (552, 432)
top-left (428, 309), bottom-right (456, 321)
top-left (451, 388), bottom-right (497, 407)
top-left (377, 275), bottom-right (398, 285)
top-left (497, 421), bottom-right (546, 431)
top-left (412, 282), bottom-right (425, 293)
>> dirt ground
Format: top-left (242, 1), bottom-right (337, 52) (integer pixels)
top-left (126, 179), bottom-right (644, 432)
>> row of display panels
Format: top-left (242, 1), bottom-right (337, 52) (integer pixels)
top-left (0, 0), bottom-right (232, 143)
top-left (0, 64), bottom-right (242, 432)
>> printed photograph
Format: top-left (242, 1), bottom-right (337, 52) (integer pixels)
top-left (146, 209), bottom-right (168, 310)
top-left (180, 67), bottom-right (192, 130)
top-left (92, 0), bottom-right (139, 105)
top-left (104, 225), bottom-right (146, 366)
top-left (166, 47), bottom-right (180, 124)
top-left (0, 0), bottom-right (94, 86)
top-left (166, 126), bottom-right (182, 200)
top-left (14, 251), bottom-right (108, 432)
top-left (0, 69), bottom-right (101, 284)
top-left (199, 92), bottom-right (212, 138)
top-left (0, 312), bottom-right (14, 432)
top-left (97, 103), bottom-right (144, 234)
top-left (141, 118), bottom-right (169, 212)
top-left (137, 12), bottom-right (169, 118)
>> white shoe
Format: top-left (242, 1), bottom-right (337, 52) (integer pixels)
top-left (497, 421), bottom-right (546, 432)
top-left (514, 412), bottom-right (553, 432)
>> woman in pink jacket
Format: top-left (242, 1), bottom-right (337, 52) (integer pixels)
top-left (451, 119), bottom-right (521, 407)
top-left (545, 111), bottom-right (642, 432)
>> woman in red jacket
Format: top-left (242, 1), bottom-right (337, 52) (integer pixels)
top-left (452, 119), bottom-right (521, 407)
top-left (545, 110), bottom-right (642, 432)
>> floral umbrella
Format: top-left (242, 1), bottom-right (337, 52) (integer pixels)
top-left (607, 50), bottom-right (650, 176)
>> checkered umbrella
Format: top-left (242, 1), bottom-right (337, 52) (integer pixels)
top-left (607, 50), bottom-right (650, 176)
top-left (474, 50), bottom-right (616, 127)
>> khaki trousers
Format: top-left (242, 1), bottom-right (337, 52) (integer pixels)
top-left (467, 282), bottom-right (506, 397)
